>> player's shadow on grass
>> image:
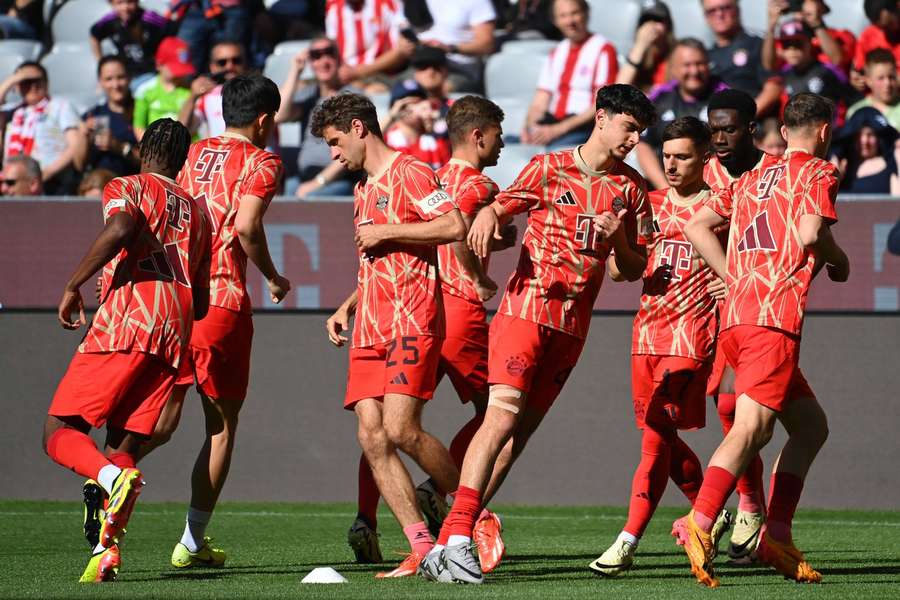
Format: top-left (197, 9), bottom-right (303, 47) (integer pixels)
top-left (505, 551), bottom-right (682, 563)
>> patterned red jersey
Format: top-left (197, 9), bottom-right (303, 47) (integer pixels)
top-left (495, 148), bottom-right (651, 339)
top-left (703, 153), bottom-right (766, 192)
top-left (706, 150), bottom-right (838, 336)
top-left (80, 173), bottom-right (209, 368)
top-left (353, 152), bottom-right (457, 348)
top-left (632, 188), bottom-right (719, 361)
top-left (177, 132), bottom-right (283, 314)
top-left (436, 158), bottom-right (499, 304)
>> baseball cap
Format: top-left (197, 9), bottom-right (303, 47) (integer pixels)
top-left (389, 78), bottom-right (427, 107)
top-left (778, 18), bottom-right (814, 41)
top-left (638, 0), bottom-right (672, 27)
top-left (410, 45), bottom-right (447, 70)
top-left (156, 37), bottom-right (195, 78)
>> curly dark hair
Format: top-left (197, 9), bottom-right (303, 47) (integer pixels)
top-left (139, 118), bottom-right (191, 174)
top-left (448, 95), bottom-right (505, 145)
top-left (310, 92), bottom-right (382, 139)
top-left (595, 84), bottom-right (657, 129)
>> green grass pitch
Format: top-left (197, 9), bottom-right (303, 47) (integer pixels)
top-left (2, 501), bottom-right (899, 599)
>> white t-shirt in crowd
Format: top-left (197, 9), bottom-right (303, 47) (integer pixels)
top-left (419, 0), bottom-right (496, 64)
top-left (2, 97), bottom-right (80, 170)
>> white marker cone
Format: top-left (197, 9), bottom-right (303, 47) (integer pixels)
top-left (301, 567), bottom-right (348, 584)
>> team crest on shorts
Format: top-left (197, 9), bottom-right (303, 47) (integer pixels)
top-left (506, 355), bottom-right (527, 377)
top-left (612, 197), bottom-right (625, 213)
top-left (376, 195), bottom-right (389, 210)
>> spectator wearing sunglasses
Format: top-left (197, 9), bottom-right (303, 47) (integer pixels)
top-left (0, 154), bottom-right (42, 196)
top-left (178, 40), bottom-right (247, 138)
top-left (275, 37), bottom-right (362, 198)
top-left (90, 0), bottom-right (171, 85)
top-left (0, 62), bottom-right (84, 195)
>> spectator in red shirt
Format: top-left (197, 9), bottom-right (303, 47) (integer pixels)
top-left (763, 0), bottom-right (856, 76)
top-left (855, 0), bottom-right (900, 72)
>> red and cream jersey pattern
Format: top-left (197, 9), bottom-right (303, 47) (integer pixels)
top-left (537, 33), bottom-right (618, 120)
top-left (353, 152), bottom-right (457, 348)
top-left (325, 0), bottom-right (405, 68)
top-left (178, 132), bottom-right (283, 314)
top-left (436, 158), bottom-right (498, 303)
top-left (81, 173), bottom-right (209, 368)
top-left (703, 153), bottom-right (767, 192)
top-left (632, 188), bottom-right (720, 361)
top-left (706, 150), bottom-right (839, 336)
top-left (496, 148), bottom-right (651, 339)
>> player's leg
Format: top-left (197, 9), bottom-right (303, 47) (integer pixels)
top-left (757, 377), bottom-right (827, 583)
top-left (348, 454), bottom-right (383, 563)
top-left (669, 435), bottom-right (703, 503)
top-left (134, 384), bottom-right (189, 461)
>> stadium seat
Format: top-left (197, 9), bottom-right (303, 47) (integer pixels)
top-left (739, 0), bottom-right (767, 36)
top-left (265, 51), bottom-right (313, 87)
top-left (825, 0), bottom-right (869, 36)
top-left (485, 51), bottom-right (544, 101)
top-left (273, 40), bottom-right (311, 56)
top-left (493, 96), bottom-right (530, 139)
top-left (667, 0), bottom-right (715, 45)
top-left (588, 0), bottom-right (640, 58)
top-left (50, 0), bottom-right (111, 45)
top-left (499, 39), bottom-right (557, 56)
top-left (370, 93), bottom-right (390, 119)
top-left (0, 40), bottom-right (42, 61)
top-left (63, 92), bottom-right (103, 116)
top-left (484, 143), bottom-right (543, 189)
top-left (0, 54), bottom-right (25, 83)
top-left (42, 47), bottom-right (99, 97)
top-left (140, 0), bottom-right (170, 16)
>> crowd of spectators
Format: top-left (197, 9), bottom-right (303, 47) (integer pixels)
top-left (1, 0), bottom-right (900, 196)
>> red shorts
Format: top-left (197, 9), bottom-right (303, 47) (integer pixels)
top-left (632, 355), bottom-right (710, 430)
top-left (49, 351), bottom-right (176, 436)
top-left (437, 295), bottom-right (489, 403)
top-left (719, 325), bottom-right (815, 412)
top-left (705, 344), bottom-right (727, 397)
top-left (176, 306), bottom-right (253, 400)
top-left (344, 335), bottom-right (441, 409)
top-left (487, 313), bottom-right (585, 415)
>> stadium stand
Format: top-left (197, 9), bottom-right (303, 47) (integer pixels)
top-left (483, 143), bottom-right (543, 189)
top-left (587, 0), bottom-right (640, 58)
top-left (42, 47), bottom-right (99, 97)
top-left (0, 40), bottom-right (43, 62)
top-left (666, 0), bottom-right (715, 44)
top-left (485, 51), bottom-right (545, 99)
top-left (50, 0), bottom-right (110, 45)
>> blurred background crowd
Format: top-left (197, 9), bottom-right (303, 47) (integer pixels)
top-left (1, 0), bottom-right (900, 198)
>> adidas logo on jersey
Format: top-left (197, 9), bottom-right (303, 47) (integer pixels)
top-left (737, 211), bottom-right (777, 252)
top-left (390, 372), bottom-right (409, 385)
top-left (555, 191), bottom-right (577, 206)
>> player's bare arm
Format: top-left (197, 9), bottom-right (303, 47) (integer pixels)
top-left (234, 194), bottom-right (292, 303)
top-left (192, 250), bottom-right (212, 321)
top-left (468, 201), bottom-right (511, 258)
top-left (453, 212), bottom-right (498, 301)
top-left (685, 206), bottom-right (729, 280)
top-left (596, 209), bottom-right (647, 282)
top-left (326, 290), bottom-right (358, 347)
top-left (354, 208), bottom-right (466, 251)
top-left (58, 212), bottom-right (136, 329)
top-left (799, 214), bottom-right (850, 283)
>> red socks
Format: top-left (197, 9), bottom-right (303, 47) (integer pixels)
top-left (624, 428), bottom-right (673, 537)
top-left (449, 414), bottom-right (484, 470)
top-left (357, 455), bottom-right (380, 529)
top-left (737, 455), bottom-right (765, 513)
top-left (45, 428), bottom-right (111, 480)
top-left (767, 472), bottom-right (804, 542)
top-left (669, 435), bottom-right (703, 503)
top-left (107, 451), bottom-right (136, 469)
top-left (403, 521), bottom-right (434, 556)
top-left (440, 485), bottom-right (482, 541)
top-left (693, 466), bottom-right (737, 532)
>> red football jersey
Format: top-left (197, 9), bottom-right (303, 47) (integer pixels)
top-left (703, 153), bottom-right (766, 192)
top-left (353, 152), bottom-right (457, 348)
top-left (436, 158), bottom-right (499, 304)
top-left (81, 173), bottom-right (209, 368)
top-left (495, 148), bottom-right (651, 339)
top-left (707, 150), bottom-right (839, 336)
top-left (177, 132), bottom-right (283, 314)
top-left (632, 188), bottom-right (719, 361)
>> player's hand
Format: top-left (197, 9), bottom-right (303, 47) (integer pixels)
top-left (468, 206), bottom-right (502, 258)
top-left (826, 261), bottom-right (849, 282)
top-left (593, 209), bottom-right (627, 242)
top-left (326, 307), bottom-right (350, 347)
top-left (58, 288), bottom-right (86, 330)
top-left (355, 223), bottom-right (384, 252)
top-left (267, 274), bottom-right (291, 303)
top-left (493, 223), bottom-right (518, 251)
top-left (707, 276), bottom-right (727, 300)
top-left (94, 276), bottom-right (103, 303)
top-left (474, 276), bottom-right (498, 302)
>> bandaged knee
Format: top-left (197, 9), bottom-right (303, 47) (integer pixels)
top-left (488, 385), bottom-right (523, 414)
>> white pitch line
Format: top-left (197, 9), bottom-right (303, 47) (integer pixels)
top-left (0, 510), bottom-right (898, 528)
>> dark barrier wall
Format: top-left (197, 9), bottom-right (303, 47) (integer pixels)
top-left (2, 198), bottom-right (899, 310)
top-left (2, 312), bottom-right (898, 508)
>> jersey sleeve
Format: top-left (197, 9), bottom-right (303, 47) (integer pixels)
top-left (454, 175), bottom-right (497, 216)
top-left (496, 155), bottom-right (545, 216)
top-left (468, 0), bottom-right (496, 25)
top-left (629, 178), bottom-right (653, 246)
top-left (57, 99), bottom-right (81, 132)
top-left (405, 161), bottom-right (455, 220)
top-left (593, 41), bottom-right (619, 89)
top-left (191, 213), bottom-right (211, 291)
top-left (803, 169), bottom-right (839, 224)
top-left (101, 177), bottom-right (140, 222)
top-left (239, 153), bottom-right (283, 207)
top-left (706, 182), bottom-right (734, 219)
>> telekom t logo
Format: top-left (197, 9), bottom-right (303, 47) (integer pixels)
top-left (575, 213), bottom-right (601, 255)
top-left (756, 164), bottom-right (786, 201)
top-left (193, 148), bottom-right (229, 183)
top-left (659, 240), bottom-right (693, 281)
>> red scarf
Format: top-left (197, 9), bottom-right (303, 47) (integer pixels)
top-left (5, 97), bottom-right (49, 159)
